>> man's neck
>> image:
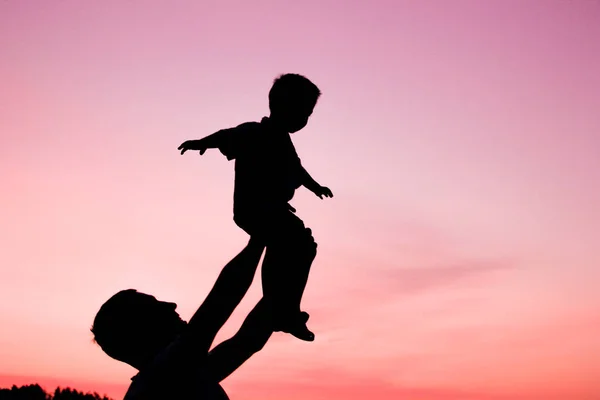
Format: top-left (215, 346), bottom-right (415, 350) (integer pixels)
top-left (127, 349), bottom-right (161, 372)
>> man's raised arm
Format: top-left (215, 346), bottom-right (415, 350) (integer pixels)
top-left (204, 298), bottom-right (273, 383)
top-left (204, 230), bottom-right (318, 382)
top-left (184, 237), bottom-right (265, 354)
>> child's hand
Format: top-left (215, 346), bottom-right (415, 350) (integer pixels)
top-left (314, 186), bottom-right (333, 199)
top-left (178, 140), bottom-right (207, 155)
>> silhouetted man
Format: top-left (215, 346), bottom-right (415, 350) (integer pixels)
top-left (91, 231), bottom-right (316, 399)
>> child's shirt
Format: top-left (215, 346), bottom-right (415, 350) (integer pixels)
top-left (217, 117), bottom-right (303, 218)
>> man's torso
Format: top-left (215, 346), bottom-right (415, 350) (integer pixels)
top-left (125, 372), bottom-right (229, 400)
top-left (123, 334), bottom-right (229, 400)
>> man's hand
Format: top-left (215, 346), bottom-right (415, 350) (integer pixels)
top-left (178, 140), bottom-right (207, 155)
top-left (314, 185), bottom-right (333, 199)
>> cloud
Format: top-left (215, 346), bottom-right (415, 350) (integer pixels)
top-left (308, 256), bottom-right (515, 323)
top-left (373, 259), bottom-right (514, 296)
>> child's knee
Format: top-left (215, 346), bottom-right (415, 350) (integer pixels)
top-left (306, 239), bottom-right (317, 258)
top-left (304, 227), bottom-right (316, 244)
top-left (298, 228), bottom-right (317, 256)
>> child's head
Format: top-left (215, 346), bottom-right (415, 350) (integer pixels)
top-left (268, 73), bottom-right (321, 133)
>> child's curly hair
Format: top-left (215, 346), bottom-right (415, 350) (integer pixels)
top-left (268, 73), bottom-right (321, 114)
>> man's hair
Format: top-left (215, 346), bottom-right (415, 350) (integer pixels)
top-left (91, 289), bottom-right (142, 362)
top-left (268, 73), bottom-right (321, 114)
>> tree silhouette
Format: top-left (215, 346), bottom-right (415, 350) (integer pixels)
top-left (0, 384), bottom-right (111, 400)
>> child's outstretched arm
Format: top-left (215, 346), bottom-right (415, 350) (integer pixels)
top-left (298, 164), bottom-right (333, 199)
top-left (179, 123), bottom-right (252, 160)
top-left (178, 129), bottom-right (230, 155)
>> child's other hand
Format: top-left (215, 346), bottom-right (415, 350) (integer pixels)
top-left (178, 140), bottom-right (207, 155)
top-left (315, 186), bottom-right (333, 199)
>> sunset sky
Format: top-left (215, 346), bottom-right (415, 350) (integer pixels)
top-left (1, 1), bottom-right (600, 399)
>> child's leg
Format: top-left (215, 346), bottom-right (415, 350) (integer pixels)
top-left (260, 210), bottom-right (308, 307)
top-left (260, 213), bottom-right (317, 339)
top-left (235, 209), bottom-right (317, 340)
top-left (286, 233), bottom-right (317, 314)
top-left (260, 243), bottom-right (292, 316)
top-left (235, 211), bottom-right (290, 310)
top-left (260, 239), bottom-right (316, 341)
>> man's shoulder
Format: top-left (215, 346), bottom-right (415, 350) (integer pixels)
top-left (123, 334), bottom-right (212, 399)
top-left (124, 376), bottom-right (229, 400)
top-left (123, 374), bottom-right (145, 400)
top-left (124, 365), bottom-right (229, 400)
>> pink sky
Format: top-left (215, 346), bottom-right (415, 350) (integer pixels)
top-left (1, 0), bottom-right (599, 399)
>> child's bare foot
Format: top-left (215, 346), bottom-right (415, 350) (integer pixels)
top-left (273, 311), bottom-right (314, 341)
top-left (288, 321), bottom-right (314, 342)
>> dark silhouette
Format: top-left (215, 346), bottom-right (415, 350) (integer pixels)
top-left (178, 73), bottom-right (333, 341)
top-left (91, 233), bottom-right (317, 399)
top-left (0, 384), bottom-right (111, 400)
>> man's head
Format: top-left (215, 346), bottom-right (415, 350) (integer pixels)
top-left (268, 73), bottom-right (321, 133)
top-left (91, 289), bottom-right (186, 369)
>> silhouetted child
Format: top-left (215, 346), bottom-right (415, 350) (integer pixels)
top-left (178, 74), bottom-right (332, 341)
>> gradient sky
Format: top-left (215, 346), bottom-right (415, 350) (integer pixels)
top-left (1, 1), bottom-right (600, 399)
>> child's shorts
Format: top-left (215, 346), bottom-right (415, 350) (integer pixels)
top-left (234, 207), bottom-right (311, 246)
